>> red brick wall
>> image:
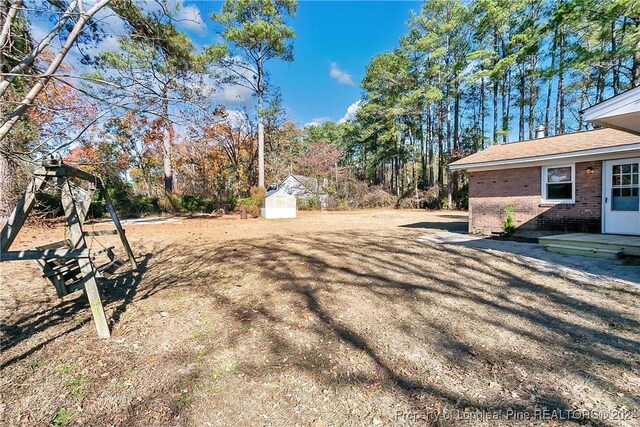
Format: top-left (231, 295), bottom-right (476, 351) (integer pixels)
top-left (468, 161), bottom-right (602, 234)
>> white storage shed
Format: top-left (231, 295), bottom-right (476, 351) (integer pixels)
top-left (261, 188), bottom-right (297, 219)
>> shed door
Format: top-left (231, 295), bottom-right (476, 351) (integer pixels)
top-left (603, 158), bottom-right (640, 235)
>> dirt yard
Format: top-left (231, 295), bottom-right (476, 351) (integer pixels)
top-left (1, 210), bottom-right (639, 426)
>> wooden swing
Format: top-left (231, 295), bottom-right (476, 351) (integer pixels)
top-left (0, 158), bottom-right (137, 338)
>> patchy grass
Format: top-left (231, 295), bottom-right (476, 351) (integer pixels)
top-left (50, 408), bottom-right (74, 426)
top-left (1, 210), bottom-right (639, 426)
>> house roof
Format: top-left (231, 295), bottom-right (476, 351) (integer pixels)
top-left (449, 128), bottom-right (640, 171)
top-left (266, 187), bottom-right (293, 198)
top-left (582, 86), bottom-right (640, 134)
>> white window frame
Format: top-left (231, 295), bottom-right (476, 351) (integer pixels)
top-left (541, 164), bottom-right (575, 204)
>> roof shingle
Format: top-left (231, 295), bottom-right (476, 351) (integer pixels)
top-left (450, 128), bottom-right (640, 169)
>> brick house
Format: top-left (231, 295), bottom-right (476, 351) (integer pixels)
top-left (450, 87), bottom-right (640, 236)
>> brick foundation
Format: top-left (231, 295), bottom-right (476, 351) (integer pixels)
top-left (468, 161), bottom-right (602, 234)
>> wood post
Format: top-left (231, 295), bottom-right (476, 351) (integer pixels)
top-left (0, 171), bottom-right (47, 252)
top-left (60, 176), bottom-right (110, 338)
top-left (99, 181), bottom-right (137, 269)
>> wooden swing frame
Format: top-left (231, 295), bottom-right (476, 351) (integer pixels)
top-left (0, 159), bottom-right (137, 338)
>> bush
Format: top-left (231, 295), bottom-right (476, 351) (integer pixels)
top-left (138, 195), bottom-right (160, 215)
top-left (298, 197), bottom-right (320, 210)
top-left (457, 182), bottom-right (469, 210)
top-left (102, 181), bottom-right (161, 218)
top-left (179, 195), bottom-right (210, 213)
top-left (503, 202), bottom-right (516, 236)
top-left (250, 186), bottom-right (266, 210)
top-left (396, 187), bottom-right (440, 209)
top-left (361, 187), bottom-right (397, 208)
top-left (158, 192), bottom-right (180, 213)
top-left (235, 198), bottom-right (256, 218)
top-left (107, 182), bottom-right (138, 216)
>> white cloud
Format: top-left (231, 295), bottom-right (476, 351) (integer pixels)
top-left (213, 84), bottom-right (255, 107)
top-left (338, 100), bottom-right (362, 124)
top-left (305, 116), bottom-right (332, 127)
top-left (224, 109), bottom-right (252, 128)
top-left (206, 59), bottom-right (257, 108)
top-left (175, 4), bottom-right (207, 33)
top-left (329, 62), bottom-right (354, 85)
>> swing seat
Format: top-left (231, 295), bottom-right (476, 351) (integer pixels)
top-left (35, 239), bottom-right (119, 295)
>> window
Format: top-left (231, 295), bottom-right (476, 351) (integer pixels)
top-left (611, 163), bottom-right (639, 211)
top-left (542, 164), bottom-right (574, 203)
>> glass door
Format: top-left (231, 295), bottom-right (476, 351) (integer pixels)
top-left (603, 158), bottom-right (640, 235)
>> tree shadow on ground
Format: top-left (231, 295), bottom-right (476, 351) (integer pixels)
top-left (399, 220), bottom-right (468, 233)
top-left (0, 253), bottom-right (152, 367)
top-left (446, 236), bottom-right (640, 285)
top-left (2, 227), bottom-right (638, 426)
top-left (82, 231), bottom-right (639, 425)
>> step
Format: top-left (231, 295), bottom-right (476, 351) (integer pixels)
top-left (543, 243), bottom-right (622, 260)
top-left (539, 238), bottom-right (640, 256)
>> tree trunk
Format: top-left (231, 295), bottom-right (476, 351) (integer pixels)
top-left (0, 0), bottom-right (16, 217)
top-left (258, 92), bottom-right (265, 188)
top-left (428, 107), bottom-right (434, 187)
top-left (421, 116), bottom-right (426, 190)
top-left (161, 85), bottom-right (173, 193)
top-left (519, 65), bottom-right (525, 141)
top-left (502, 69), bottom-right (511, 143)
top-left (528, 56), bottom-right (536, 140)
top-left (633, 17), bottom-right (640, 86)
top-left (545, 27), bottom-right (558, 135)
top-left (611, 20), bottom-right (619, 94)
top-left (453, 77), bottom-right (460, 150)
top-left (437, 102), bottom-right (445, 196)
top-left (492, 77), bottom-right (499, 145)
top-left (0, 148), bottom-right (16, 218)
top-left (556, 28), bottom-right (565, 135)
top-left (480, 76), bottom-right (486, 149)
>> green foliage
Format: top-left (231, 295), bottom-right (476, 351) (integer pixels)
top-left (158, 192), bottom-right (180, 213)
top-left (211, 0), bottom-right (298, 66)
top-left (179, 195), bottom-right (208, 212)
top-left (235, 187), bottom-right (266, 217)
top-left (503, 202), bottom-right (516, 236)
top-left (51, 408), bottom-right (75, 426)
top-left (457, 182), bottom-right (469, 210)
top-left (172, 391), bottom-right (191, 409)
top-left (297, 197), bottom-right (319, 210)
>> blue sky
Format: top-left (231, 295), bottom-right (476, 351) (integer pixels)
top-left (183, 1), bottom-right (422, 126)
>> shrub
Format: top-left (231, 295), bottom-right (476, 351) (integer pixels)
top-left (138, 195), bottom-right (160, 215)
top-left (158, 192), bottom-right (180, 213)
top-left (250, 186), bottom-right (266, 210)
top-left (298, 197), bottom-right (319, 210)
top-left (361, 187), bottom-right (397, 208)
top-left (396, 187), bottom-right (440, 209)
top-left (503, 202), bottom-right (516, 236)
top-left (107, 182), bottom-right (138, 216)
top-left (235, 196), bottom-right (259, 218)
top-left (179, 195), bottom-right (209, 213)
top-left (457, 182), bottom-right (469, 210)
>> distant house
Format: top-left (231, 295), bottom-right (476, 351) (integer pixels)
top-left (450, 86), bottom-right (640, 236)
top-left (278, 174), bottom-right (329, 208)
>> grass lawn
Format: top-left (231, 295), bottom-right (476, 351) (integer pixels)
top-left (1, 210), bottom-right (639, 426)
